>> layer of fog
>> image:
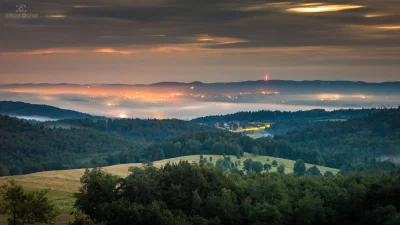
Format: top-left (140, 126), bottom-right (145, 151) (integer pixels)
top-left (0, 91), bottom-right (398, 120)
top-left (378, 156), bottom-right (400, 165)
top-left (13, 115), bottom-right (57, 122)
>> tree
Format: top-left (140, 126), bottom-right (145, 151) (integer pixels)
top-left (252, 146), bottom-right (259, 156)
top-left (158, 149), bottom-right (166, 160)
top-left (250, 203), bottom-right (282, 225)
top-left (324, 171), bottom-right (334, 177)
top-left (307, 166), bottom-right (321, 176)
top-left (293, 159), bottom-right (306, 176)
top-left (236, 153), bottom-right (241, 159)
top-left (216, 159), bottom-right (225, 169)
top-left (200, 155), bottom-right (207, 166)
top-left (0, 180), bottom-right (59, 225)
top-left (243, 159), bottom-right (253, 172)
top-left (295, 193), bottom-right (324, 225)
top-left (272, 160), bottom-right (278, 167)
top-left (68, 214), bottom-right (95, 225)
top-left (173, 141), bottom-right (182, 151)
top-left (212, 142), bottom-right (225, 155)
top-left (0, 167), bottom-right (10, 176)
top-left (386, 214), bottom-right (400, 225)
top-left (277, 165), bottom-right (285, 174)
top-left (251, 161), bottom-right (264, 174)
top-left (74, 168), bottom-right (119, 221)
top-left (364, 205), bottom-right (398, 225)
top-left (264, 163), bottom-right (272, 172)
top-left (192, 190), bottom-right (202, 214)
top-left (106, 154), bottom-right (120, 165)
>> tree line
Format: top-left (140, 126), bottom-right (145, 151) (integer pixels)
top-left (192, 108), bottom-right (377, 124)
top-left (71, 161), bottom-right (400, 225)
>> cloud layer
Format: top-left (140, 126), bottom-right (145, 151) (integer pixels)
top-left (0, 0), bottom-right (399, 83)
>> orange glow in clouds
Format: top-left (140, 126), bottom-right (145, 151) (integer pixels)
top-left (0, 86), bottom-right (188, 103)
top-left (2, 47), bottom-right (136, 55)
top-left (94, 48), bottom-right (135, 54)
top-left (287, 4), bottom-right (364, 13)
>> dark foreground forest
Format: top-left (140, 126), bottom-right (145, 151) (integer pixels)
top-left (72, 161), bottom-right (400, 225)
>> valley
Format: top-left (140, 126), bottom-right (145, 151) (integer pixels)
top-left (0, 102), bottom-right (398, 225)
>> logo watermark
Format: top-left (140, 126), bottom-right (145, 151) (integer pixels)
top-left (5, 4), bottom-right (38, 19)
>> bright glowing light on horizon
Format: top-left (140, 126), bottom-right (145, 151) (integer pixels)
top-left (264, 74), bottom-right (269, 81)
top-left (170, 93), bottom-right (183, 97)
top-left (119, 113), bottom-right (127, 118)
top-left (317, 94), bottom-right (341, 101)
top-left (352, 95), bottom-right (369, 99)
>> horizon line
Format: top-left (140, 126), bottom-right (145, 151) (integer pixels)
top-left (1, 79), bottom-right (400, 86)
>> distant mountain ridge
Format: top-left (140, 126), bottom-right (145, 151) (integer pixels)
top-left (0, 101), bottom-right (104, 120)
top-left (1, 80), bottom-right (400, 86)
top-left (1, 80), bottom-right (400, 94)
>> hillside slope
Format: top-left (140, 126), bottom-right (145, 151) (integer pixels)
top-left (0, 153), bottom-right (338, 193)
top-left (0, 115), bottom-right (217, 176)
top-left (0, 153), bottom-right (339, 225)
top-left (0, 115), bottom-right (142, 175)
top-left (0, 101), bottom-right (104, 120)
top-left (275, 107), bottom-right (400, 171)
top-left (43, 118), bottom-right (217, 142)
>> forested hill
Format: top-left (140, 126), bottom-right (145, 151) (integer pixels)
top-left (192, 108), bottom-right (377, 123)
top-left (0, 115), bottom-right (142, 175)
top-left (275, 107), bottom-right (400, 171)
top-left (0, 115), bottom-right (216, 176)
top-left (43, 118), bottom-right (217, 142)
top-left (143, 108), bottom-right (400, 173)
top-left (142, 131), bottom-right (292, 162)
top-left (1, 107), bottom-right (399, 177)
top-left (0, 101), bottom-right (104, 120)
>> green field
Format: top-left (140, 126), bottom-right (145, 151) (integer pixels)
top-left (0, 154), bottom-right (338, 225)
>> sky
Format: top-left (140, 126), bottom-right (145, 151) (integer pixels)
top-left (0, 0), bottom-right (399, 84)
